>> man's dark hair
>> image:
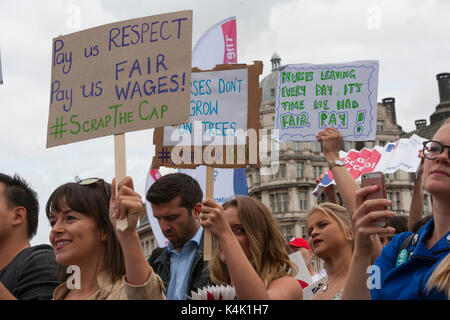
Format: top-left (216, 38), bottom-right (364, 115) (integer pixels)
top-left (387, 215), bottom-right (408, 234)
top-left (146, 173), bottom-right (203, 212)
top-left (0, 173), bottom-right (39, 239)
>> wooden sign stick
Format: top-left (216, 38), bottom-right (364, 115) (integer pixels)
top-left (114, 133), bottom-right (128, 231)
top-left (204, 165), bottom-right (214, 261)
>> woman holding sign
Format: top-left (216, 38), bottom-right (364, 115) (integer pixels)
top-left (46, 176), bottom-right (165, 300)
top-left (200, 196), bottom-right (302, 300)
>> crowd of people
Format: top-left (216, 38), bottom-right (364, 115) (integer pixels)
top-left (0, 121), bottom-right (449, 300)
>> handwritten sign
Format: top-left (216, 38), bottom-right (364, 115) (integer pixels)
top-left (46, 11), bottom-right (192, 148)
top-left (275, 60), bottom-right (379, 141)
top-left (163, 68), bottom-right (248, 146)
top-left (152, 62), bottom-right (263, 169)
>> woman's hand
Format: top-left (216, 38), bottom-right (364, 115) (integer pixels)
top-left (200, 199), bottom-right (233, 241)
top-left (317, 127), bottom-right (343, 162)
top-left (110, 176), bottom-right (143, 233)
top-left (352, 186), bottom-right (396, 257)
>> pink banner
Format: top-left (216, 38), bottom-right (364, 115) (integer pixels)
top-left (221, 19), bottom-right (237, 64)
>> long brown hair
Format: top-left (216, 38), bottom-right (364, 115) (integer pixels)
top-left (209, 196), bottom-right (296, 288)
top-left (46, 180), bottom-right (125, 282)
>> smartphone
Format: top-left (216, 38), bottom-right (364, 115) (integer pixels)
top-left (360, 172), bottom-right (388, 227)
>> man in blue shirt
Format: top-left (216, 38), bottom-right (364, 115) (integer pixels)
top-left (147, 173), bottom-right (210, 299)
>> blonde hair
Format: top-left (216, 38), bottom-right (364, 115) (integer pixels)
top-left (208, 196), bottom-right (296, 288)
top-left (426, 253), bottom-right (450, 298)
top-left (307, 202), bottom-right (353, 271)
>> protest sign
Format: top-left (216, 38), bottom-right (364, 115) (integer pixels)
top-left (275, 60), bottom-right (379, 142)
top-left (289, 251), bottom-right (313, 286)
top-left (152, 61), bottom-right (263, 169)
top-left (46, 10), bottom-right (192, 148)
top-left (313, 134), bottom-right (427, 197)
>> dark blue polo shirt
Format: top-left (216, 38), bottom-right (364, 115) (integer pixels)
top-left (371, 217), bottom-right (449, 300)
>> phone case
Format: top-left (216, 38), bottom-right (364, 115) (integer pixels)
top-left (361, 172), bottom-right (387, 227)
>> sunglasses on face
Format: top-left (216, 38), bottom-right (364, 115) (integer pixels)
top-left (422, 140), bottom-right (450, 160)
top-left (75, 177), bottom-right (110, 199)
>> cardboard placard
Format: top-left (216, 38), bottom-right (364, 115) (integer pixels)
top-left (46, 10), bottom-right (192, 148)
top-left (275, 60), bottom-right (379, 142)
top-left (152, 61), bottom-right (263, 168)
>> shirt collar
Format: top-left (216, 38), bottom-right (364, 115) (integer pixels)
top-left (166, 226), bottom-right (203, 253)
top-left (413, 217), bottom-right (450, 257)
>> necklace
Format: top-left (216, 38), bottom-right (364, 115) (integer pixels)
top-left (321, 271), bottom-right (347, 292)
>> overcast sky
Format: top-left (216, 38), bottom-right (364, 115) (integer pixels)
top-left (0, 0), bottom-right (448, 246)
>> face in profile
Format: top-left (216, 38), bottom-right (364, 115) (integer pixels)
top-left (423, 124), bottom-right (450, 197)
top-left (216, 206), bottom-right (250, 263)
top-left (152, 196), bottom-right (199, 250)
top-left (49, 203), bottom-right (105, 266)
top-left (307, 210), bottom-right (349, 258)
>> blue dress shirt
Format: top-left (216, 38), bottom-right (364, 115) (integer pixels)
top-left (165, 227), bottom-right (204, 300)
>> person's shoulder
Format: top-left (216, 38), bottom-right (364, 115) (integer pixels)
top-left (15, 245), bottom-right (55, 272)
top-left (269, 276), bottom-right (303, 300)
top-left (148, 247), bottom-right (165, 263)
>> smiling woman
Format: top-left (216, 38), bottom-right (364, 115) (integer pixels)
top-left (45, 177), bottom-right (165, 300)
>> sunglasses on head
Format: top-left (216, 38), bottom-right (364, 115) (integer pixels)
top-left (75, 177), bottom-right (110, 199)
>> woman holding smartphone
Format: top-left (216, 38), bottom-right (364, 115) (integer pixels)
top-left (343, 119), bottom-right (450, 300)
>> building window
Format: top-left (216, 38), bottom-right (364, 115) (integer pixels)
top-left (313, 166), bottom-right (323, 179)
top-left (395, 192), bottom-right (401, 211)
top-left (296, 162), bottom-right (304, 178)
top-left (299, 191), bottom-right (307, 210)
top-left (387, 192), bottom-right (393, 210)
top-left (343, 141), bottom-right (353, 151)
top-left (301, 226), bottom-right (307, 239)
top-left (294, 142), bottom-right (302, 151)
top-left (387, 192), bottom-right (401, 210)
top-left (312, 142), bottom-right (322, 152)
top-left (377, 120), bottom-right (384, 132)
top-left (270, 192), bottom-right (289, 213)
top-left (253, 171), bottom-right (260, 184)
top-left (282, 226), bottom-right (295, 243)
top-left (274, 163), bottom-right (286, 179)
top-left (271, 88), bottom-right (276, 97)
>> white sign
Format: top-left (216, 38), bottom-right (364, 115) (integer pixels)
top-left (163, 68), bottom-right (248, 146)
top-left (275, 60), bottom-right (379, 141)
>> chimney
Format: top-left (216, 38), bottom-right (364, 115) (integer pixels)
top-left (271, 52), bottom-right (281, 71)
top-left (430, 73), bottom-right (450, 125)
top-left (415, 119), bottom-right (427, 130)
top-left (382, 97), bottom-right (397, 124)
